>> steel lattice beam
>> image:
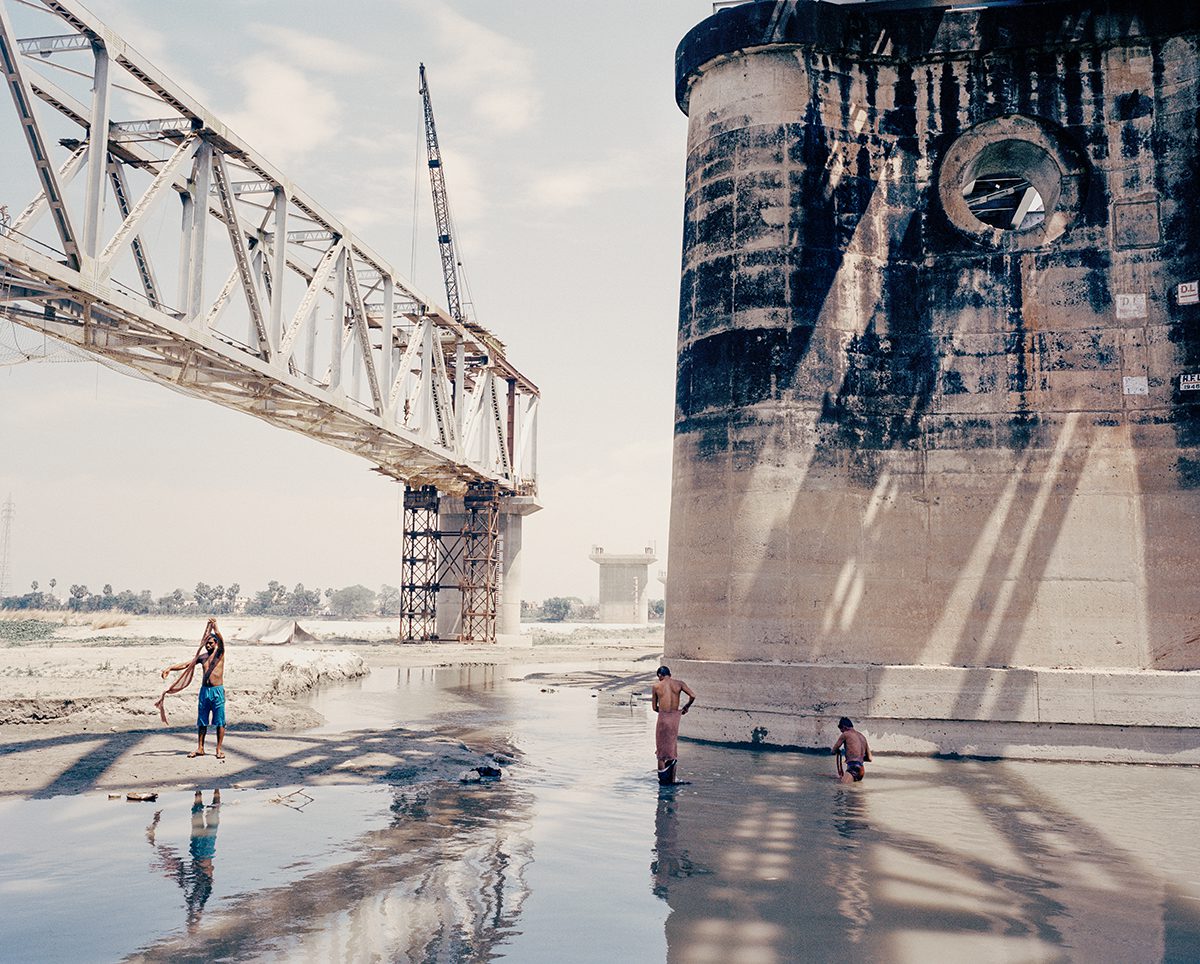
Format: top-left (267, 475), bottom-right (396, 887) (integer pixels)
top-left (0, 0), bottom-right (538, 496)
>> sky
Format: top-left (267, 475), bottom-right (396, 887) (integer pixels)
top-left (0, 0), bottom-right (714, 603)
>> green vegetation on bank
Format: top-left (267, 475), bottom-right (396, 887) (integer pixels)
top-left (0, 619), bottom-right (58, 644)
top-left (1, 580), bottom-right (402, 618)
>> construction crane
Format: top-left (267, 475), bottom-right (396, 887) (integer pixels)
top-left (418, 64), bottom-right (504, 359)
top-left (419, 62), bottom-right (467, 326)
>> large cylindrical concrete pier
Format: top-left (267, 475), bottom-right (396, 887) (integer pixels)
top-left (667, 0), bottom-right (1200, 761)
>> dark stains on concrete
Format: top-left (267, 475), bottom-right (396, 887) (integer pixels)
top-left (674, 0), bottom-right (1200, 466)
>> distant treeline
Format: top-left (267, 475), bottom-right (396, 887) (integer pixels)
top-left (522, 597), bottom-right (665, 622)
top-left (2, 583), bottom-right (667, 622)
top-left (0, 580), bottom-right (401, 618)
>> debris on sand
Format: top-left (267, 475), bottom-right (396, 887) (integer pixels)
top-left (126, 791), bottom-right (158, 802)
top-left (460, 765), bottom-right (503, 783)
top-left (270, 788), bottom-right (314, 811)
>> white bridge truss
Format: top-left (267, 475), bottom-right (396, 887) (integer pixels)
top-left (0, 0), bottom-right (538, 495)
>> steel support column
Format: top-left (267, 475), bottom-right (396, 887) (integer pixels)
top-left (401, 484), bottom-right (440, 643)
top-left (459, 482), bottom-right (500, 643)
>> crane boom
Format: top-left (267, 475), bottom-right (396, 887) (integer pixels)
top-left (418, 63), bottom-right (465, 326)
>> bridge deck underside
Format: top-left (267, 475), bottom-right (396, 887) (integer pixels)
top-left (0, 236), bottom-right (477, 491)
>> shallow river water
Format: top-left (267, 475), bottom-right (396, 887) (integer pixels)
top-left (1, 663), bottom-right (1199, 963)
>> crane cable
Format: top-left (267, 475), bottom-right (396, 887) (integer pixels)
top-left (410, 108), bottom-right (421, 282)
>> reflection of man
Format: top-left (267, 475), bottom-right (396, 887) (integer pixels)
top-left (651, 666), bottom-right (695, 785)
top-left (148, 789), bottom-right (221, 933)
top-left (651, 793), bottom-right (681, 899)
top-left (652, 790), bottom-right (703, 901)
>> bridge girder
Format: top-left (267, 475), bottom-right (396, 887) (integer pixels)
top-left (0, 0), bottom-right (538, 496)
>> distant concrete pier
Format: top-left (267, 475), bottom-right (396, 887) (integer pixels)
top-left (435, 495), bottom-right (539, 644)
top-left (668, 0), bottom-right (1200, 762)
top-left (590, 546), bottom-right (657, 624)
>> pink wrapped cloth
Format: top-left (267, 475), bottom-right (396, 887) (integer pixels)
top-left (656, 708), bottom-right (681, 760)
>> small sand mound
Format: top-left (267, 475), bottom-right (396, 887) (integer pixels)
top-left (271, 650), bottom-right (369, 698)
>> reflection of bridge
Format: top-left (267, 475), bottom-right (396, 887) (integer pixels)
top-left (0, 0), bottom-right (538, 640)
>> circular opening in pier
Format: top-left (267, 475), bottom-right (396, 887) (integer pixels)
top-left (961, 140), bottom-right (1057, 233)
top-left (938, 117), bottom-right (1082, 250)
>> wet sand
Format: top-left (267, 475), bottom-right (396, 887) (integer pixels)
top-left (0, 616), bottom-right (663, 799)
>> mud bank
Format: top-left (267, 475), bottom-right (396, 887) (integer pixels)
top-left (0, 618), bottom-right (664, 801)
top-left (0, 645), bottom-right (368, 728)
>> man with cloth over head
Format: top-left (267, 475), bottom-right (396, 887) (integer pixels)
top-left (159, 617), bottom-right (227, 760)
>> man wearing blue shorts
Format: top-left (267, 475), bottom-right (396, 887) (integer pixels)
top-left (162, 618), bottom-right (227, 760)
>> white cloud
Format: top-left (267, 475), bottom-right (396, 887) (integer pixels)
top-left (85, 1), bottom-right (214, 113)
top-left (245, 25), bottom-right (387, 75)
top-left (434, 144), bottom-right (488, 225)
top-left (223, 57), bottom-right (341, 166)
top-left (421, 6), bottom-right (540, 135)
top-left (523, 132), bottom-right (684, 213)
top-left (219, 22), bottom-right (398, 166)
top-left (339, 203), bottom-right (390, 232)
top-left (526, 150), bottom-right (647, 210)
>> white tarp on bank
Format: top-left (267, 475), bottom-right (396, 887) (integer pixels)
top-left (236, 619), bottom-right (319, 645)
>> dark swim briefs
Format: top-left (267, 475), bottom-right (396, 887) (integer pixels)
top-left (197, 684), bottom-right (226, 728)
top-left (846, 760), bottom-right (864, 781)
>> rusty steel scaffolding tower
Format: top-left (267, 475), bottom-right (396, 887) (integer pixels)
top-left (401, 482), bottom-right (502, 643)
top-left (459, 484), bottom-right (501, 643)
top-left (401, 485), bottom-right (441, 642)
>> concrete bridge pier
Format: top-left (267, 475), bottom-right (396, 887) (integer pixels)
top-left (589, 546), bottom-right (657, 624)
top-left (668, 0), bottom-right (1200, 763)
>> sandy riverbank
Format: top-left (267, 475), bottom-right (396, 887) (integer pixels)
top-left (0, 614), bottom-right (664, 799)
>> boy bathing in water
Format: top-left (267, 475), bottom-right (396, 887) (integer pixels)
top-left (651, 666), bottom-right (696, 785)
top-left (832, 717), bottom-right (871, 783)
top-left (158, 618), bottom-right (227, 760)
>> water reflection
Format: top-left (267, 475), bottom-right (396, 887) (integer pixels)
top-left (6, 667), bottom-right (1200, 963)
top-left (829, 785), bottom-right (872, 946)
top-left (146, 790), bottom-right (221, 933)
top-left (651, 787), bottom-right (706, 900)
top-left (129, 781), bottom-right (533, 962)
top-left (649, 748), bottom-right (1200, 963)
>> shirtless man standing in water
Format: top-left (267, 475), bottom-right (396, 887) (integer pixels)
top-left (832, 717), bottom-right (871, 783)
top-left (651, 666), bottom-right (696, 785)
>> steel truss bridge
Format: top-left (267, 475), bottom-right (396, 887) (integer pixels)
top-left (0, 0), bottom-right (539, 640)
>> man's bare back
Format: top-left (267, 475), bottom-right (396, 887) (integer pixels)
top-left (832, 717), bottom-right (872, 783)
top-left (835, 728), bottom-right (869, 763)
top-left (652, 666), bottom-right (696, 784)
top-left (651, 676), bottom-right (693, 713)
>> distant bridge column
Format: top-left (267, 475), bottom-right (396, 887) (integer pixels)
top-left (589, 546), bottom-right (657, 624)
top-left (498, 497), bottom-right (541, 641)
top-left (435, 495), bottom-right (467, 641)
top-left (434, 490), bottom-right (540, 643)
top-left (400, 485), bottom-right (439, 642)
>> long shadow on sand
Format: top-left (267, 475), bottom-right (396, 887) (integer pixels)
top-left (0, 723), bottom-right (501, 799)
